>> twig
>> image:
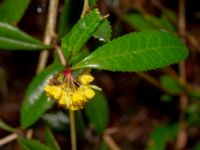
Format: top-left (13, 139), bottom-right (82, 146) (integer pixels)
top-left (26, 129), bottom-right (33, 139)
top-left (176, 0), bottom-right (188, 149)
top-left (36, 0), bottom-right (59, 73)
top-left (0, 133), bottom-right (18, 146)
top-left (81, 0), bottom-right (89, 18)
top-left (55, 45), bottom-right (67, 65)
top-left (69, 110), bottom-right (77, 150)
top-left (136, 72), bottom-right (161, 90)
top-left (103, 128), bottom-right (121, 150)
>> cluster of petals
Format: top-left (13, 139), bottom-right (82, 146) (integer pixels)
top-left (44, 71), bottom-right (95, 110)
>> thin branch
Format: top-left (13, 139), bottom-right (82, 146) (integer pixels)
top-left (26, 129), bottom-right (33, 139)
top-left (176, 0), bottom-right (188, 149)
top-left (0, 133), bottom-right (18, 146)
top-left (69, 110), bottom-right (77, 150)
top-left (81, 0), bottom-right (89, 18)
top-left (36, 0), bottom-right (59, 73)
top-left (55, 45), bottom-right (67, 66)
top-left (136, 72), bottom-right (161, 90)
top-left (103, 128), bottom-right (121, 150)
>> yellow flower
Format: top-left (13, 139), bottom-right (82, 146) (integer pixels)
top-left (44, 85), bottom-right (62, 100)
top-left (79, 74), bottom-right (94, 85)
top-left (78, 85), bottom-right (95, 99)
top-left (44, 69), bottom-right (97, 111)
top-left (70, 91), bottom-right (86, 110)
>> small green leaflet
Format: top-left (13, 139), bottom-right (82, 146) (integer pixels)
top-left (0, 119), bottom-right (17, 132)
top-left (160, 75), bottom-right (184, 94)
top-left (18, 138), bottom-right (51, 150)
top-left (0, 22), bottom-right (50, 50)
top-left (61, 9), bottom-right (104, 60)
top-left (147, 123), bottom-right (178, 150)
top-left (0, 0), bottom-right (30, 24)
top-left (124, 13), bottom-right (175, 32)
top-left (73, 31), bottom-right (188, 72)
top-left (45, 127), bottom-right (61, 150)
top-left (20, 63), bottom-right (64, 129)
top-left (93, 19), bottom-right (112, 42)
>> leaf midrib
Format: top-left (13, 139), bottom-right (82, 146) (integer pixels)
top-left (84, 45), bottom-right (186, 63)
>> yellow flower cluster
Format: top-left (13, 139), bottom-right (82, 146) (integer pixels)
top-left (44, 73), bottom-right (96, 111)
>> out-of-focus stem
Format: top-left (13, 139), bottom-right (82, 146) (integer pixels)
top-left (69, 110), bottom-right (77, 150)
top-left (81, 0), bottom-right (89, 18)
top-left (176, 0), bottom-right (188, 149)
top-left (36, 0), bottom-right (59, 73)
top-left (0, 133), bottom-right (18, 146)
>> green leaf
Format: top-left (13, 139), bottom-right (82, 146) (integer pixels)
top-left (160, 94), bottom-right (173, 102)
top-left (188, 91), bottom-right (200, 101)
top-left (73, 31), bottom-right (188, 72)
top-left (89, 0), bottom-right (97, 7)
top-left (75, 111), bottom-right (86, 139)
top-left (162, 9), bottom-right (177, 24)
top-left (123, 13), bottom-right (175, 32)
top-left (71, 49), bottom-right (90, 65)
top-left (193, 143), bottom-right (200, 150)
top-left (0, 119), bottom-right (16, 132)
top-left (61, 9), bottom-right (104, 60)
top-left (147, 123), bottom-right (178, 150)
top-left (124, 13), bottom-right (157, 31)
top-left (20, 63), bottom-right (64, 129)
top-left (0, 22), bottom-right (50, 50)
top-left (84, 91), bottom-right (109, 134)
top-left (18, 138), bottom-right (51, 150)
top-left (58, 0), bottom-right (72, 38)
top-left (160, 75), bottom-right (184, 94)
top-left (93, 19), bottom-right (112, 42)
top-left (0, 0), bottom-right (30, 24)
top-left (45, 127), bottom-right (61, 150)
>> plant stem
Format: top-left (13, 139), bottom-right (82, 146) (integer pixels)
top-left (36, 0), bottom-right (59, 73)
top-left (69, 110), bottom-right (77, 150)
top-left (176, 0), bottom-right (188, 149)
top-left (81, 0), bottom-right (89, 18)
top-left (0, 133), bottom-right (18, 146)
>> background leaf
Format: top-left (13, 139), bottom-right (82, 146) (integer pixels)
top-left (193, 143), bottom-right (200, 150)
top-left (147, 123), bottom-right (178, 150)
top-left (124, 13), bottom-right (157, 31)
top-left (75, 111), bottom-right (86, 139)
top-left (0, 119), bottom-right (17, 132)
top-left (89, 0), bottom-right (97, 7)
top-left (160, 75), bottom-right (184, 94)
top-left (20, 63), bottom-right (64, 128)
top-left (61, 9), bottom-right (104, 60)
top-left (18, 138), bottom-right (51, 150)
top-left (73, 31), bottom-right (188, 72)
top-left (0, 0), bottom-right (30, 24)
top-left (93, 19), bottom-right (112, 42)
top-left (0, 22), bottom-right (50, 50)
top-left (84, 91), bottom-right (109, 134)
top-left (123, 13), bottom-right (175, 32)
top-left (45, 127), bottom-right (61, 150)
top-left (58, 0), bottom-right (72, 38)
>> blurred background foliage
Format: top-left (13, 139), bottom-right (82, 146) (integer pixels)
top-left (0, 0), bottom-right (200, 150)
